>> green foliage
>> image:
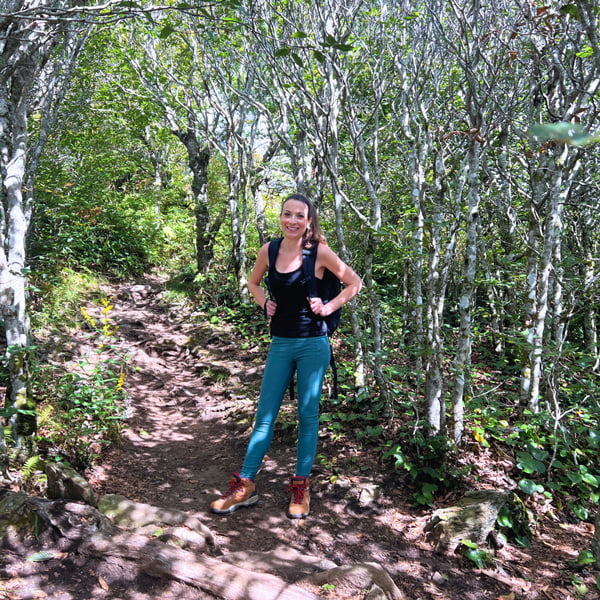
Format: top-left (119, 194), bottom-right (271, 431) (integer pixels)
top-left (31, 188), bottom-right (163, 279)
top-left (169, 268), bottom-right (271, 344)
top-left (34, 298), bottom-right (128, 469)
top-left (496, 499), bottom-right (533, 548)
top-left (466, 389), bottom-right (600, 520)
top-left (383, 431), bottom-right (467, 506)
top-left (31, 268), bottom-right (106, 332)
top-left (459, 539), bottom-right (494, 569)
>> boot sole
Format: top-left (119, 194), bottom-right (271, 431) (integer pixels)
top-left (211, 493), bottom-right (258, 514)
top-left (287, 511), bottom-right (309, 519)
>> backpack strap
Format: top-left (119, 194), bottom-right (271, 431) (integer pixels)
top-left (264, 238), bottom-right (282, 315)
top-left (300, 243), bottom-right (339, 400)
top-left (300, 243), bottom-right (319, 299)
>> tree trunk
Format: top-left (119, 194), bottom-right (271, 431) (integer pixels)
top-left (520, 148), bottom-right (573, 413)
top-left (0, 50), bottom-right (35, 450)
top-left (175, 131), bottom-right (221, 274)
top-left (228, 162), bottom-right (249, 304)
top-left (451, 134), bottom-right (482, 445)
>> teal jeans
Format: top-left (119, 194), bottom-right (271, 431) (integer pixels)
top-left (240, 335), bottom-right (331, 480)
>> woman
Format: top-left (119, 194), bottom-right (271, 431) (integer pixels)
top-left (211, 193), bottom-right (362, 519)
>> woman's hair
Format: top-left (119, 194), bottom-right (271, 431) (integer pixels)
top-left (282, 193), bottom-right (326, 247)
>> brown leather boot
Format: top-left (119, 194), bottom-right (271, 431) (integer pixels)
top-left (287, 476), bottom-right (310, 519)
top-left (211, 473), bottom-right (258, 514)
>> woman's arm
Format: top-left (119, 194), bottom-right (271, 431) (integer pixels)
top-left (310, 243), bottom-right (362, 317)
top-left (248, 243), bottom-right (277, 317)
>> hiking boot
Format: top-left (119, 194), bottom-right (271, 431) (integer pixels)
top-left (211, 473), bottom-right (258, 514)
top-left (287, 476), bottom-right (310, 519)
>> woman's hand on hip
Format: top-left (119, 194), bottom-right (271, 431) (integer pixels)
top-left (265, 299), bottom-right (277, 317)
top-left (308, 297), bottom-right (330, 316)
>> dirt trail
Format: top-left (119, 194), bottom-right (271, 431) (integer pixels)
top-left (28, 277), bottom-right (598, 599)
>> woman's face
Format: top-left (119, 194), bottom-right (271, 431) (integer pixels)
top-left (280, 200), bottom-right (311, 239)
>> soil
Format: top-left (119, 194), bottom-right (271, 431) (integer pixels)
top-left (1, 275), bottom-right (598, 600)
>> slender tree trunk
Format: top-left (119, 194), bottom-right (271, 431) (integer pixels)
top-left (581, 226), bottom-right (599, 371)
top-left (0, 57), bottom-right (35, 451)
top-left (520, 148), bottom-right (569, 413)
top-left (423, 153), bottom-right (458, 435)
top-left (407, 141), bottom-right (427, 374)
top-left (228, 162), bottom-right (249, 304)
top-left (174, 131), bottom-right (221, 274)
top-left (451, 134), bottom-right (482, 445)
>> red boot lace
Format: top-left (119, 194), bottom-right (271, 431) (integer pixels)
top-left (221, 476), bottom-right (244, 499)
top-left (289, 481), bottom-right (307, 504)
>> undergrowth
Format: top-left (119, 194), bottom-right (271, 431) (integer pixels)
top-left (33, 295), bottom-right (129, 471)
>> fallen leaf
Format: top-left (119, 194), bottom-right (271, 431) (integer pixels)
top-left (26, 551), bottom-right (55, 562)
top-left (98, 576), bottom-right (109, 591)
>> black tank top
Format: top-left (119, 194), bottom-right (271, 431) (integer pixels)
top-left (269, 266), bottom-right (327, 338)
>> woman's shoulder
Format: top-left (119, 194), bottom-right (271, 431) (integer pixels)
top-left (315, 240), bottom-right (336, 257)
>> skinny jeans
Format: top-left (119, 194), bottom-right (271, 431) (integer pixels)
top-left (240, 335), bottom-right (331, 480)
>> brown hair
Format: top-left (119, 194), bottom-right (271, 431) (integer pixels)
top-left (282, 193), bottom-right (326, 247)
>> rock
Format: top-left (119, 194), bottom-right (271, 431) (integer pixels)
top-left (424, 489), bottom-right (519, 553)
top-left (357, 482), bottom-right (381, 508)
top-left (98, 493), bottom-right (218, 551)
top-left (365, 584), bottom-right (387, 600)
top-left (0, 491), bottom-right (35, 541)
top-left (45, 462), bottom-right (97, 506)
top-left (305, 562), bottom-right (407, 600)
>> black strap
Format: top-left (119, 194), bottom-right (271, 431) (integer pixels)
top-left (301, 244), bottom-right (319, 299)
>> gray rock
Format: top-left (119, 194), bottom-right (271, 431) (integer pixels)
top-left (98, 493), bottom-right (217, 551)
top-left (424, 489), bottom-right (521, 553)
top-left (45, 462), bottom-right (97, 506)
top-left (0, 491), bottom-right (34, 540)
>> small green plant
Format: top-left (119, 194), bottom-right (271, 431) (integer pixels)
top-left (496, 499), bottom-right (533, 548)
top-left (382, 430), bottom-right (466, 506)
top-left (459, 539), bottom-right (494, 569)
top-left (571, 576), bottom-right (588, 598)
top-left (36, 298), bottom-right (128, 468)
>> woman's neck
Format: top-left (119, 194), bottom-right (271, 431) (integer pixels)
top-left (280, 237), bottom-right (304, 253)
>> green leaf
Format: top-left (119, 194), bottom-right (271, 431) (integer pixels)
top-left (496, 510), bottom-right (513, 528)
top-left (158, 25), bottom-right (177, 39)
top-left (275, 47), bottom-right (290, 58)
top-left (464, 548), bottom-right (491, 568)
top-left (313, 50), bottom-right (325, 63)
top-left (577, 550), bottom-right (596, 566)
top-left (528, 122), bottom-right (600, 147)
top-left (582, 472), bottom-right (599, 487)
top-left (291, 53), bottom-right (303, 67)
top-left (569, 502), bottom-right (589, 520)
top-left (518, 478), bottom-right (544, 495)
top-left (516, 452), bottom-right (546, 474)
top-left (559, 4), bottom-right (580, 19)
top-left (576, 46), bottom-right (594, 59)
